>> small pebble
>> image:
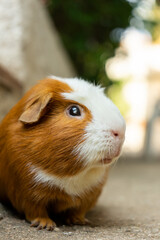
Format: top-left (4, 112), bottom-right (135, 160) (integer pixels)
top-left (54, 227), bottom-right (60, 232)
top-left (63, 231), bottom-right (73, 236)
top-left (152, 228), bottom-right (159, 234)
top-left (0, 214), bottom-right (3, 220)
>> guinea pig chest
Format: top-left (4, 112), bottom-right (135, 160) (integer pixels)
top-left (0, 76), bottom-right (126, 230)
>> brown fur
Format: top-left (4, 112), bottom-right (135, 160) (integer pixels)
top-left (0, 78), bottom-right (109, 230)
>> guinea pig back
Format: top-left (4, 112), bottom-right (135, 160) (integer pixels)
top-left (0, 76), bottom-right (125, 230)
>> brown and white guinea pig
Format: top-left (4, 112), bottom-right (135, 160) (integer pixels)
top-left (0, 76), bottom-right (125, 230)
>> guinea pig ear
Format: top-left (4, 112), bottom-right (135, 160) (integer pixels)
top-left (19, 93), bottom-right (53, 124)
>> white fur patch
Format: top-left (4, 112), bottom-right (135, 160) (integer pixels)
top-left (50, 76), bottom-right (126, 164)
top-left (30, 165), bottom-right (107, 196)
top-left (50, 75), bottom-right (125, 131)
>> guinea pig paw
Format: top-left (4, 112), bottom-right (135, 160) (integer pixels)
top-left (66, 216), bottom-right (90, 226)
top-left (30, 217), bottom-right (56, 231)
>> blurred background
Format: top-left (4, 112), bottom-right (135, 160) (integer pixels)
top-left (0, 0), bottom-right (160, 160)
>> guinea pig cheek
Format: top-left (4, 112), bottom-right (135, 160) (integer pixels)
top-left (74, 123), bottom-right (124, 167)
top-left (64, 106), bottom-right (93, 169)
top-left (45, 104), bottom-right (93, 177)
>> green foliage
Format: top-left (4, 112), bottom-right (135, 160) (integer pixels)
top-left (47, 0), bottom-right (132, 87)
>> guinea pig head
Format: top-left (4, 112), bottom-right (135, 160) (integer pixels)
top-left (55, 76), bottom-right (126, 167)
top-left (17, 77), bottom-right (125, 177)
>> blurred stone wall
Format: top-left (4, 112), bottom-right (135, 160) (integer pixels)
top-left (0, 66), bottom-right (22, 121)
top-left (0, 0), bottom-right (75, 121)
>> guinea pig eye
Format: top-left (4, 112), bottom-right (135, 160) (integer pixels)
top-left (68, 105), bottom-right (81, 117)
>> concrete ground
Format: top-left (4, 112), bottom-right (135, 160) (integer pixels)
top-left (0, 160), bottom-right (160, 240)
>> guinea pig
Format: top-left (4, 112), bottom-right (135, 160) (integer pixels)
top-left (0, 76), bottom-right (125, 230)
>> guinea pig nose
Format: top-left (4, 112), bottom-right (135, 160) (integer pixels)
top-left (112, 131), bottom-right (119, 137)
top-left (111, 129), bottom-right (125, 139)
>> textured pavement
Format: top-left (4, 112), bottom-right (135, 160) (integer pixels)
top-left (0, 159), bottom-right (160, 240)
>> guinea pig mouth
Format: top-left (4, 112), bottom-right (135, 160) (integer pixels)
top-left (99, 148), bottom-right (121, 165)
